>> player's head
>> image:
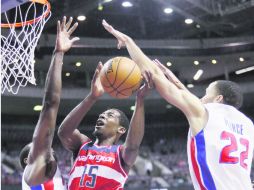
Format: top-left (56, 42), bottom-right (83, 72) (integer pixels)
top-left (19, 143), bottom-right (57, 170)
top-left (201, 80), bottom-right (243, 109)
top-left (93, 108), bottom-right (129, 141)
top-left (19, 143), bottom-right (32, 169)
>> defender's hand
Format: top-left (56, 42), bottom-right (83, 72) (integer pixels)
top-left (153, 59), bottom-right (186, 90)
top-left (102, 19), bottom-right (129, 49)
top-left (55, 16), bottom-right (80, 53)
top-left (137, 71), bottom-right (153, 99)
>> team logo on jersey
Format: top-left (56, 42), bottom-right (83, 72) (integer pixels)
top-left (77, 154), bottom-right (115, 163)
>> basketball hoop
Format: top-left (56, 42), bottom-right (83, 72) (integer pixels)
top-left (1, 0), bottom-right (51, 94)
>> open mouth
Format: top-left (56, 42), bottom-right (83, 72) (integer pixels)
top-left (96, 119), bottom-right (105, 127)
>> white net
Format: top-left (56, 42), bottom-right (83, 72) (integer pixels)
top-left (1, 1), bottom-right (51, 94)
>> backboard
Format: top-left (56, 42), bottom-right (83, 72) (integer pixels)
top-left (1, 0), bottom-right (29, 13)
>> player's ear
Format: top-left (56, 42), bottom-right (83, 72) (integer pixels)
top-left (214, 94), bottom-right (223, 103)
top-left (118, 126), bottom-right (126, 134)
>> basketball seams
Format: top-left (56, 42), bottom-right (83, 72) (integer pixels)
top-left (118, 81), bottom-right (141, 93)
top-left (100, 57), bottom-right (141, 98)
top-left (108, 62), bottom-right (137, 94)
top-left (102, 79), bottom-right (129, 97)
top-left (103, 68), bottom-right (115, 89)
top-left (111, 57), bottom-right (121, 87)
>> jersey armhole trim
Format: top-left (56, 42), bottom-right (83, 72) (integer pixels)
top-left (117, 145), bottom-right (128, 178)
top-left (191, 106), bottom-right (210, 138)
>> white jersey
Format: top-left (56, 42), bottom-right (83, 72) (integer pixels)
top-left (187, 103), bottom-right (254, 190)
top-left (22, 166), bottom-right (66, 190)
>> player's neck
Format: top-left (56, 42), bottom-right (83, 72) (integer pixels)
top-left (94, 137), bottom-right (118, 146)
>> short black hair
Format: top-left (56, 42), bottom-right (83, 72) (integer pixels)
top-left (19, 143), bottom-right (32, 169)
top-left (112, 108), bottom-right (130, 130)
top-left (215, 80), bottom-right (243, 109)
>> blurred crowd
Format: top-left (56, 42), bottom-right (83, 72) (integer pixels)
top-left (2, 137), bottom-right (254, 189)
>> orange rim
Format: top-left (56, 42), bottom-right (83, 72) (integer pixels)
top-left (1, 0), bottom-right (51, 28)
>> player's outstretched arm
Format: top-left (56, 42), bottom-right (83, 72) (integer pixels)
top-left (26, 17), bottom-right (79, 183)
top-left (102, 20), bottom-right (207, 135)
top-left (58, 63), bottom-right (105, 152)
top-left (29, 16), bottom-right (79, 159)
top-left (121, 81), bottom-right (151, 169)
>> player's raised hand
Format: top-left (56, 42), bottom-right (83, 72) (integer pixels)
top-left (102, 19), bottom-right (129, 49)
top-left (55, 16), bottom-right (80, 53)
top-left (153, 59), bottom-right (187, 90)
top-left (90, 62), bottom-right (105, 99)
top-left (137, 71), bottom-right (153, 99)
top-left (136, 82), bottom-right (151, 100)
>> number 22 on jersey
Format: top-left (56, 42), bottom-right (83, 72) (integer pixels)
top-left (79, 165), bottom-right (99, 188)
top-left (219, 131), bottom-right (249, 169)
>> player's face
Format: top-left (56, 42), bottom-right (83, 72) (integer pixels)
top-left (93, 109), bottom-right (121, 138)
top-left (201, 82), bottom-right (219, 104)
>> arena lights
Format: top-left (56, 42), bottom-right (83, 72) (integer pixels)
top-left (76, 62), bottom-right (82, 67)
top-left (193, 60), bottom-right (199, 65)
top-left (166, 104), bottom-right (172, 109)
top-left (77, 15), bottom-right (86, 21)
top-left (212, 59), bottom-right (217, 64)
top-left (122, 1), bottom-right (133, 7)
top-left (166, 61), bottom-right (172, 67)
top-left (33, 105), bottom-right (42, 111)
top-left (104, 0), bottom-right (112, 2)
top-left (185, 18), bottom-right (193, 24)
top-left (239, 57), bottom-right (245, 62)
top-left (164, 8), bottom-right (173, 14)
top-left (130, 105), bottom-right (135, 111)
top-left (98, 3), bottom-right (103, 11)
top-left (235, 66), bottom-right (254, 75)
top-left (65, 72), bottom-right (70, 77)
top-left (187, 84), bottom-right (194, 88)
top-left (193, 69), bottom-right (203, 80)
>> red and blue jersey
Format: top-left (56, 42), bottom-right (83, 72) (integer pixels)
top-left (187, 103), bottom-right (254, 190)
top-left (22, 167), bottom-right (66, 190)
top-left (68, 141), bottom-right (128, 190)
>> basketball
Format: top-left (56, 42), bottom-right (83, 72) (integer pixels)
top-left (100, 57), bottom-right (142, 99)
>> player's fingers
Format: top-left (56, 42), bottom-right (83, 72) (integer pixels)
top-left (154, 59), bottom-right (166, 70)
top-left (92, 70), bottom-right (100, 84)
top-left (92, 66), bottom-right (100, 83)
top-left (61, 16), bottom-right (66, 30)
top-left (95, 62), bottom-right (103, 75)
top-left (146, 70), bottom-right (154, 89)
top-left (103, 20), bottom-right (119, 37)
top-left (102, 19), bottom-right (111, 31)
top-left (96, 62), bottom-right (103, 73)
top-left (68, 22), bottom-right (78, 35)
top-left (117, 42), bottom-right (122, 49)
top-left (141, 73), bottom-right (148, 86)
top-left (154, 59), bottom-right (166, 71)
top-left (66, 17), bottom-right (73, 30)
top-left (142, 71), bottom-right (151, 89)
top-left (146, 71), bottom-right (154, 89)
top-left (71, 37), bottom-right (80, 44)
top-left (57, 20), bottom-right (60, 34)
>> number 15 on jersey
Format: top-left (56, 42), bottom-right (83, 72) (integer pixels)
top-left (79, 165), bottom-right (99, 188)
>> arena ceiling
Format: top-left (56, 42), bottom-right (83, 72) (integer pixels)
top-left (2, 0), bottom-right (254, 122)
